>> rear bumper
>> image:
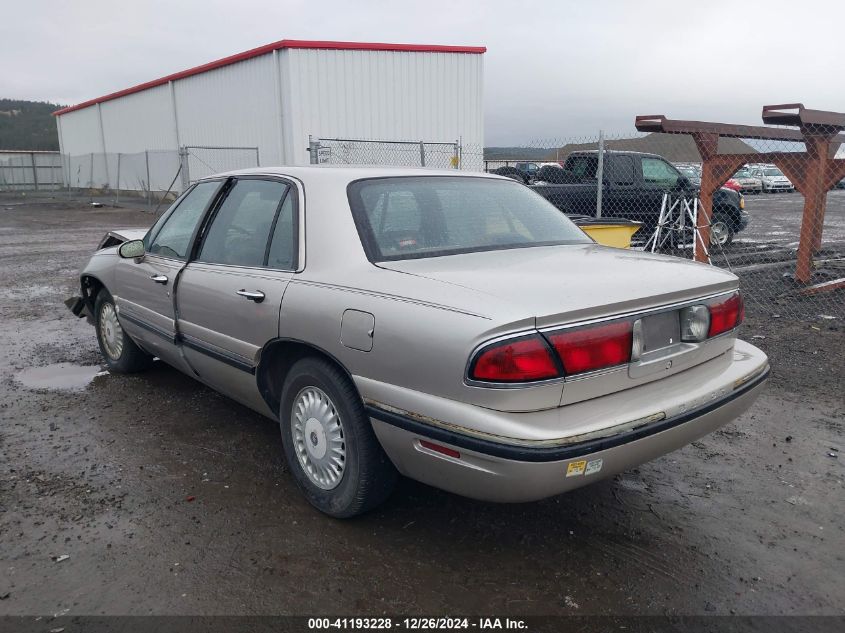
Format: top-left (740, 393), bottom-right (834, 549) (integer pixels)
top-left (367, 342), bottom-right (769, 502)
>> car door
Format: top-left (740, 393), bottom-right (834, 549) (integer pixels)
top-left (638, 156), bottom-right (683, 227)
top-left (175, 176), bottom-right (300, 416)
top-left (113, 180), bottom-right (223, 371)
top-left (600, 155), bottom-right (639, 220)
top-left (562, 154), bottom-right (599, 215)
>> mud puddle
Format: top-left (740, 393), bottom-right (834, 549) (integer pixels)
top-left (15, 363), bottom-right (106, 390)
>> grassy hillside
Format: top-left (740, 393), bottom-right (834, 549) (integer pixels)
top-left (0, 99), bottom-right (64, 151)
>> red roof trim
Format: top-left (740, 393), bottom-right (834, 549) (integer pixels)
top-left (53, 39), bottom-right (486, 116)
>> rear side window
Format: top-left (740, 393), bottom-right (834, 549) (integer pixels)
top-left (348, 176), bottom-right (590, 261)
top-left (565, 155), bottom-right (598, 179)
top-left (266, 191), bottom-right (297, 270)
top-left (198, 179), bottom-right (288, 267)
top-left (146, 181), bottom-right (220, 260)
top-left (608, 156), bottom-right (635, 185)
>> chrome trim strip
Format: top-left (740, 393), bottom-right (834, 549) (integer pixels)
top-left (536, 289), bottom-right (737, 333)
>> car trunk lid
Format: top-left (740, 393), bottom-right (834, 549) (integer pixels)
top-left (378, 244), bottom-right (738, 328)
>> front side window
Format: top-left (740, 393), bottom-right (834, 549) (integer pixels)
top-left (641, 157), bottom-right (680, 188)
top-left (348, 176), bottom-right (591, 261)
top-left (198, 179), bottom-right (289, 267)
top-left (147, 181), bottom-right (220, 260)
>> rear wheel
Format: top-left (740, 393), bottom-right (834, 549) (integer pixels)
top-left (279, 357), bottom-right (397, 518)
top-left (94, 289), bottom-right (153, 373)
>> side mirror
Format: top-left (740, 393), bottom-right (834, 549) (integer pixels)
top-left (118, 239), bottom-right (145, 259)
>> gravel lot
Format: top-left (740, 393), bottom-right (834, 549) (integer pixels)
top-left (0, 194), bottom-right (842, 618)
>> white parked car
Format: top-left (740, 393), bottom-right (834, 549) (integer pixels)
top-left (748, 165), bottom-right (794, 193)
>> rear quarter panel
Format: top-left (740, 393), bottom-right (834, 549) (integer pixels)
top-left (277, 271), bottom-right (568, 412)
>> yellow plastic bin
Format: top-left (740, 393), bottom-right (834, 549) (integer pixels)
top-left (570, 216), bottom-right (642, 249)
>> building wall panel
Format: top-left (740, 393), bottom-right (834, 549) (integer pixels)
top-left (284, 49), bottom-right (483, 167)
top-left (57, 107), bottom-right (102, 155)
top-left (100, 84), bottom-right (175, 153)
top-left (174, 55), bottom-right (282, 167)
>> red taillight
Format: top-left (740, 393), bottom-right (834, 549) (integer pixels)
top-left (546, 321), bottom-right (633, 375)
top-left (470, 335), bottom-right (560, 383)
top-left (708, 292), bottom-right (744, 337)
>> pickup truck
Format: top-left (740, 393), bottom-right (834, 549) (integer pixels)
top-left (531, 150), bottom-right (749, 246)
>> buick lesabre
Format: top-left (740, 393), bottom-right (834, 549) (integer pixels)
top-left (68, 167), bottom-right (769, 517)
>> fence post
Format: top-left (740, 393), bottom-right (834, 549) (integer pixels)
top-left (419, 141), bottom-right (426, 167)
top-left (115, 153), bottom-right (121, 205)
top-left (145, 150), bottom-right (151, 209)
top-left (255, 147), bottom-right (261, 167)
top-left (595, 130), bottom-right (605, 218)
top-left (30, 152), bottom-right (39, 191)
top-left (89, 153), bottom-right (94, 190)
top-left (308, 136), bottom-right (319, 164)
top-left (179, 147), bottom-right (190, 191)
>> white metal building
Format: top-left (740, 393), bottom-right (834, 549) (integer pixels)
top-left (54, 39), bottom-right (485, 191)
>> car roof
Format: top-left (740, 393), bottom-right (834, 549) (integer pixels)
top-left (205, 165), bottom-right (509, 185)
top-left (567, 150), bottom-right (666, 159)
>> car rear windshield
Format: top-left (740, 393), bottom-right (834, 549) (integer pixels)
top-left (347, 176), bottom-right (591, 261)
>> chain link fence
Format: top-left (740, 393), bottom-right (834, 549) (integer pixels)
top-left (180, 146), bottom-right (260, 189)
top-left (43, 146), bottom-right (260, 207)
top-left (474, 128), bottom-right (845, 325)
top-left (4, 129), bottom-right (841, 324)
top-left (308, 137), bottom-right (462, 169)
top-left (0, 151), bottom-right (63, 191)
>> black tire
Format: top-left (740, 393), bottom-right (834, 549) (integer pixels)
top-left (94, 289), bottom-right (154, 373)
top-left (279, 357), bottom-right (397, 518)
top-left (710, 217), bottom-right (734, 247)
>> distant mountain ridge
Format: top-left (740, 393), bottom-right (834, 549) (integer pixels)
top-left (0, 99), bottom-right (64, 151)
top-left (485, 133), bottom-right (758, 163)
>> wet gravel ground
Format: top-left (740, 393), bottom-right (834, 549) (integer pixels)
top-left (0, 194), bottom-right (842, 616)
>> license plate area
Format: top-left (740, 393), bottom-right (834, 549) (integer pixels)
top-left (641, 310), bottom-right (680, 353)
top-left (628, 309), bottom-right (697, 379)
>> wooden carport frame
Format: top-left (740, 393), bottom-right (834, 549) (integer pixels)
top-left (635, 104), bottom-right (845, 283)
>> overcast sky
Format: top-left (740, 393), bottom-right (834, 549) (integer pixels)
top-left (3, 0), bottom-right (842, 145)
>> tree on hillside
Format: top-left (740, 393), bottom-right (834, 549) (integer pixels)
top-left (0, 99), bottom-right (65, 151)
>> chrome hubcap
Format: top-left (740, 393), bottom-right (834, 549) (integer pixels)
top-left (99, 302), bottom-right (124, 360)
top-left (292, 386), bottom-right (346, 490)
top-left (710, 222), bottom-right (728, 246)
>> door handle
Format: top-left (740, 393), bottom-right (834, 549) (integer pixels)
top-left (236, 289), bottom-right (265, 303)
top-left (149, 274), bottom-right (168, 284)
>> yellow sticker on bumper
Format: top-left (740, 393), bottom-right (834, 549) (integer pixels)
top-left (566, 460), bottom-right (587, 477)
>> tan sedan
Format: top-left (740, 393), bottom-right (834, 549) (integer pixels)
top-left (68, 167), bottom-right (769, 517)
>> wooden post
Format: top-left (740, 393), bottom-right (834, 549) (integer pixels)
top-left (691, 134), bottom-right (748, 263)
top-left (692, 133), bottom-right (718, 261)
